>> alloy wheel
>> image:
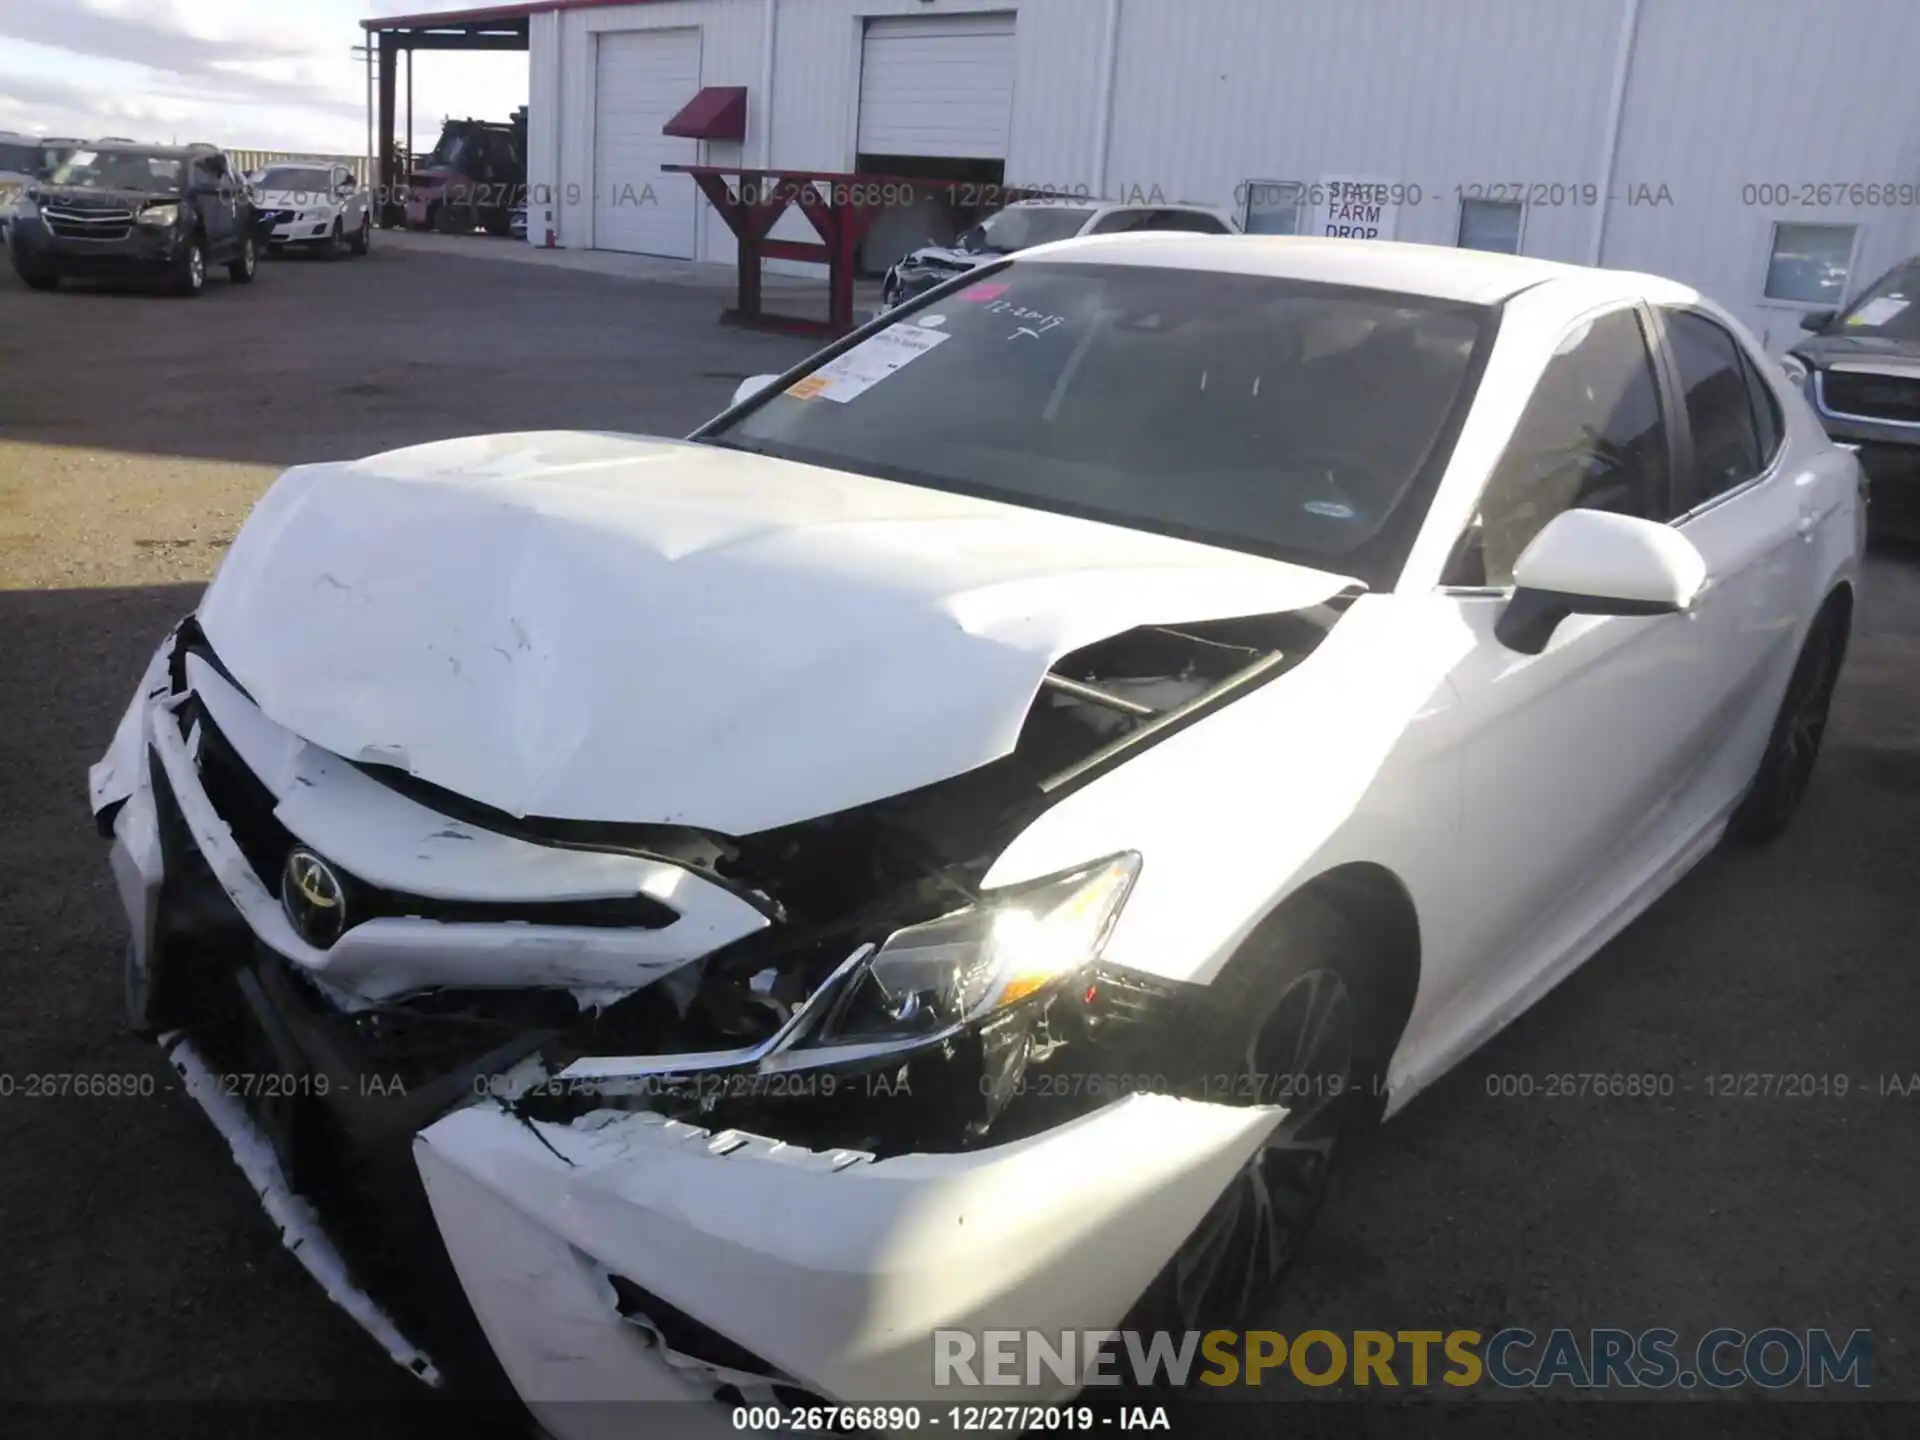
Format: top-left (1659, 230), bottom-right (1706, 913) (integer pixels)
top-left (1169, 966), bottom-right (1357, 1331)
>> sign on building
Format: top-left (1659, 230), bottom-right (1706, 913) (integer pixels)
top-left (1316, 176), bottom-right (1399, 240)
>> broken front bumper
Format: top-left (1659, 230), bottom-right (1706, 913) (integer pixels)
top-left (90, 628), bottom-right (1281, 1425)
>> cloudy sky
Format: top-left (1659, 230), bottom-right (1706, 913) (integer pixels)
top-left (0, 0), bottom-right (529, 156)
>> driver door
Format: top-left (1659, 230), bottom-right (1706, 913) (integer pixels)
top-left (193, 154), bottom-right (237, 258)
top-left (1420, 304), bottom-right (1721, 1032)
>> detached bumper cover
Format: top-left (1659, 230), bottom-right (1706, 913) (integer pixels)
top-left (416, 1094), bottom-right (1277, 1418)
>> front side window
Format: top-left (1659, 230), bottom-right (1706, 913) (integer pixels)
top-left (1763, 222), bottom-right (1856, 305)
top-left (0, 141), bottom-right (36, 173)
top-left (704, 262), bottom-right (1496, 588)
top-left (1663, 309), bottom-right (1767, 502)
top-left (1458, 198), bottom-right (1524, 255)
top-left (47, 149), bottom-right (185, 191)
top-left (1242, 180), bottom-right (1305, 235)
top-left (1450, 308), bottom-right (1670, 588)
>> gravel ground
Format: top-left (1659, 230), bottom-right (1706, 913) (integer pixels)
top-left (0, 241), bottom-right (1915, 1438)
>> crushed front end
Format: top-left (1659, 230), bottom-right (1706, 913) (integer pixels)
top-left (91, 599), bottom-right (1345, 1423)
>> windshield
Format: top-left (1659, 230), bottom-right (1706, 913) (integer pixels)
top-left (256, 166), bottom-right (334, 196)
top-left (703, 262), bottom-right (1495, 587)
top-left (1831, 261), bottom-right (1920, 341)
top-left (962, 205), bottom-right (1097, 254)
top-left (426, 132), bottom-right (468, 168)
top-left (48, 149), bottom-right (183, 191)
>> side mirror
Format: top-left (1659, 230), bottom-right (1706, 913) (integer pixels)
top-left (730, 374), bottom-right (780, 409)
top-left (1800, 307), bottom-right (1838, 333)
top-left (1495, 509), bottom-right (1707, 655)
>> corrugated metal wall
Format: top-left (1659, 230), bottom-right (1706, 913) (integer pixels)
top-left (533, 0), bottom-right (1920, 337)
top-left (1603, 0), bottom-right (1920, 350)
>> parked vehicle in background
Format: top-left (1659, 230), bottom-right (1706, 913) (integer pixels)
top-left (880, 198), bottom-right (1240, 309)
top-left (0, 132), bottom-right (84, 246)
top-left (88, 235), bottom-right (1862, 1426)
top-left (508, 199), bottom-right (527, 242)
top-left (248, 161), bottom-right (373, 258)
top-left (8, 141), bottom-right (258, 296)
top-left (405, 111), bottom-right (526, 236)
top-left (1784, 254), bottom-right (1920, 540)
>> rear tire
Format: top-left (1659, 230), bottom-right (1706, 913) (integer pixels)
top-left (1126, 896), bottom-right (1395, 1341)
top-left (1725, 600), bottom-right (1849, 845)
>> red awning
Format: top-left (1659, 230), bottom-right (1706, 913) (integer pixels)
top-left (663, 86), bottom-right (748, 143)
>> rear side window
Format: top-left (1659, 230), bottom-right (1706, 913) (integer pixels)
top-left (1147, 209), bottom-right (1233, 234)
top-left (1662, 309), bottom-right (1767, 502)
top-left (1450, 308), bottom-right (1671, 587)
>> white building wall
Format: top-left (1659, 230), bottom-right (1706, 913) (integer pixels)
top-left (551, 0), bottom-right (764, 262)
top-left (1601, 0), bottom-right (1920, 351)
top-left (531, 0), bottom-right (1920, 337)
top-left (1097, 0), bottom-right (1624, 262)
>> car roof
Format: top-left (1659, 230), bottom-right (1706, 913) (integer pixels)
top-left (1012, 231), bottom-right (1604, 304)
top-left (84, 140), bottom-right (223, 158)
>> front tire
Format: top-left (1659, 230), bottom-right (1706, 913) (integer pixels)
top-left (227, 233), bottom-right (256, 283)
top-left (1128, 896), bottom-right (1393, 1338)
top-left (172, 234), bottom-right (206, 296)
top-left (1725, 601), bottom-right (1849, 845)
top-left (19, 269), bottom-right (59, 291)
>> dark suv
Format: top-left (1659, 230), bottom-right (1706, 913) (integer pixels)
top-left (7, 141), bottom-right (258, 296)
top-left (1785, 254), bottom-right (1920, 539)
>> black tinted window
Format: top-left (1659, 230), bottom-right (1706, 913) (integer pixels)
top-left (1664, 309), bottom-right (1765, 501)
top-left (1147, 209), bottom-right (1232, 234)
top-left (1741, 348), bottom-right (1783, 460)
top-left (1455, 308), bottom-right (1670, 587)
top-left (1086, 210), bottom-right (1155, 235)
top-left (711, 263), bottom-right (1494, 587)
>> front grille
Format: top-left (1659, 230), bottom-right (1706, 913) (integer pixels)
top-left (174, 692), bottom-right (678, 934)
top-left (1819, 370), bottom-right (1920, 426)
top-left (42, 205), bottom-right (134, 241)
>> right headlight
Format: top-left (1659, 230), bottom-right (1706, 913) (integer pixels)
top-left (809, 852), bottom-right (1142, 1048)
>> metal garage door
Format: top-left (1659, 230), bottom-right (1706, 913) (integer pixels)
top-left (857, 13), bottom-right (1017, 159)
top-left (593, 28), bottom-right (699, 258)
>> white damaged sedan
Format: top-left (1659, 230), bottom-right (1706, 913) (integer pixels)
top-left (90, 234), bottom-right (1864, 1426)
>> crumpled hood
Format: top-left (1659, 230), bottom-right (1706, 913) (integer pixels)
top-left (197, 431), bottom-right (1355, 834)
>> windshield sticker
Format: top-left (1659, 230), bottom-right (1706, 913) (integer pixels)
top-left (1847, 296), bottom-right (1909, 327)
top-left (914, 313), bottom-right (948, 328)
top-left (959, 281), bottom-right (1012, 303)
top-left (1303, 500), bottom-right (1358, 520)
top-left (68, 149), bottom-right (97, 166)
top-left (785, 325), bottom-right (951, 403)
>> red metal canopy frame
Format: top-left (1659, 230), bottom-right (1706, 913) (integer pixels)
top-left (664, 165), bottom-right (1074, 338)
